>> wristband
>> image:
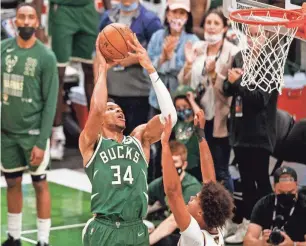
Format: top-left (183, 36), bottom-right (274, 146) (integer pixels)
top-left (194, 126), bottom-right (205, 142)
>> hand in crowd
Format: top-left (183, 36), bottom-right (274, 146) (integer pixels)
top-left (184, 41), bottom-right (197, 64)
top-left (30, 146), bottom-right (45, 166)
top-left (205, 59), bottom-right (216, 73)
top-left (228, 68), bottom-right (243, 84)
top-left (161, 115), bottom-right (172, 145)
top-left (261, 229), bottom-right (272, 246)
top-left (127, 33), bottom-right (155, 74)
top-left (194, 109), bottom-right (205, 129)
top-left (186, 91), bottom-right (196, 103)
top-left (162, 36), bottom-right (179, 61)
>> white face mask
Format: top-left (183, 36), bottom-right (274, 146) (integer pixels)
top-left (169, 18), bottom-right (187, 32)
top-left (204, 32), bottom-right (223, 45)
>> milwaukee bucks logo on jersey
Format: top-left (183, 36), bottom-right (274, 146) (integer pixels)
top-left (24, 57), bottom-right (37, 77)
top-left (5, 55), bottom-right (18, 73)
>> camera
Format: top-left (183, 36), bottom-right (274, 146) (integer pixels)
top-left (268, 215), bottom-right (285, 245)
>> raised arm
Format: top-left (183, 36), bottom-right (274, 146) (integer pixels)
top-left (128, 34), bottom-right (177, 146)
top-left (79, 36), bottom-right (109, 165)
top-left (194, 110), bottom-right (216, 183)
top-left (161, 116), bottom-right (191, 232)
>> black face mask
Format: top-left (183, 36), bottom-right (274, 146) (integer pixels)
top-left (177, 109), bottom-right (193, 121)
top-left (277, 193), bottom-right (296, 208)
top-left (18, 27), bottom-right (36, 41)
top-left (176, 167), bottom-right (183, 176)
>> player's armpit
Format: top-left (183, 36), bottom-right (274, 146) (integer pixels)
top-left (131, 115), bottom-right (164, 146)
top-left (142, 115), bottom-right (164, 144)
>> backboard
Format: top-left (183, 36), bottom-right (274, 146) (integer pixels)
top-left (223, 0), bottom-right (306, 41)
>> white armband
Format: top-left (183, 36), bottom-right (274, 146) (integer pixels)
top-left (149, 72), bottom-right (177, 127)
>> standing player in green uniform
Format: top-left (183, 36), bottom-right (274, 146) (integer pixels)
top-left (79, 34), bottom-right (177, 246)
top-left (1, 3), bottom-right (58, 246)
top-left (33, 0), bottom-right (110, 160)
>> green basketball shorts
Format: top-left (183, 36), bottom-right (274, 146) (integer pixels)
top-left (1, 132), bottom-right (50, 175)
top-left (82, 216), bottom-right (149, 246)
top-left (48, 2), bottom-right (99, 66)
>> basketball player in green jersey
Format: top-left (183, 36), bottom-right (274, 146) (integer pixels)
top-left (1, 3), bottom-right (58, 246)
top-left (79, 33), bottom-right (177, 246)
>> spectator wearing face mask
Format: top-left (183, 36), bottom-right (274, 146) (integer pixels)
top-left (147, 141), bottom-right (202, 246)
top-left (147, 0), bottom-right (199, 117)
top-left (244, 166), bottom-right (306, 246)
top-left (171, 85), bottom-right (203, 181)
top-left (178, 7), bottom-right (239, 193)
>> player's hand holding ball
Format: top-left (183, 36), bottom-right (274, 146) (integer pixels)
top-left (95, 33), bottom-right (118, 71)
top-left (127, 33), bottom-right (156, 74)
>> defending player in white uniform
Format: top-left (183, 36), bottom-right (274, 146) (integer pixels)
top-left (160, 110), bottom-right (235, 246)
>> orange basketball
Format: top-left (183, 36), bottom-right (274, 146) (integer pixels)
top-left (98, 23), bottom-right (134, 63)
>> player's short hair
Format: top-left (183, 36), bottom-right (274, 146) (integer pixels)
top-left (107, 97), bottom-right (115, 103)
top-left (169, 141), bottom-right (188, 162)
top-left (199, 182), bottom-right (234, 230)
top-left (16, 2), bottom-right (38, 16)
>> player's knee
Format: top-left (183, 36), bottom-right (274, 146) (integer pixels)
top-left (6, 176), bottom-right (22, 189)
top-left (32, 175), bottom-right (48, 193)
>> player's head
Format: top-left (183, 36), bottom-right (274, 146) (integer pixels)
top-left (15, 3), bottom-right (39, 41)
top-left (202, 7), bottom-right (228, 43)
top-left (187, 182), bottom-right (234, 230)
top-left (169, 141), bottom-right (188, 176)
top-left (274, 166), bottom-right (298, 207)
top-left (102, 102), bottom-right (126, 131)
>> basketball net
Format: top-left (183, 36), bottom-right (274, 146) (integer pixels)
top-left (230, 9), bottom-right (302, 94)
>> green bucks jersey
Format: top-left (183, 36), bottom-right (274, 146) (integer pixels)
top-left (85, 135), bottom-right (149, 221)
top-left (1, 38), bottom-right (58, 150)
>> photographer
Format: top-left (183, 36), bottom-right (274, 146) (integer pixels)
top-left (244, 166), bottom-right (306, 246)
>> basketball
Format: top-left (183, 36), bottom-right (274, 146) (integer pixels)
top-left (98, 23), bottom-right (134, 62)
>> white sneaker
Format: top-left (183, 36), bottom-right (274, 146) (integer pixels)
top-left (222, 220), bottom-right (238, 238)
top-left (225, 218), bottom-right (250, 244)
top-left (50, 126), bottom-right (66, 161)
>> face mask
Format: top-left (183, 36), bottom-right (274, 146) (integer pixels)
top-left (18, 26), bottom-right (36, 41)
top-left (204, 32), bottom-right (223, 45)
top-left (169, 18), bottom-right (187, 32)
top-left (176, 167), bottom-right (183, 176)
top-left (177, 109), bottom-right (193, 121)
top-left (119, 1), bottom-right (138, 12)
top-left (277, 193), bottom-right (296, 208)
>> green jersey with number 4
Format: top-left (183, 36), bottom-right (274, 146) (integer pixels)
top-left (85, 136), bottom-right (149, 221)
